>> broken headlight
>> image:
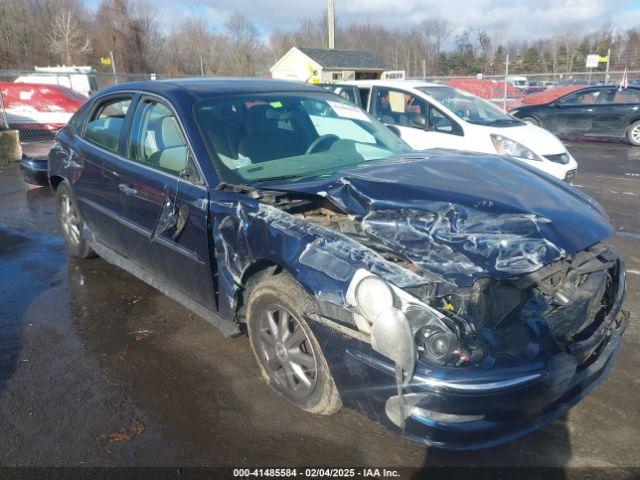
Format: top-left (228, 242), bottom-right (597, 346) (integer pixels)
top-left (347, 269), bottom-right (484, 368)
top-left (415, 326), bottom-right (461, 366)
top-left (491, 134), bottom-right (543, 162)
top-left (354, 275), bottom-right (394, 321)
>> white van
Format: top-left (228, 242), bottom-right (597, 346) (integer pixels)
top-left (14, 66), bottom-right (97, 97)
top-left (330, 80), bottom-right (577, 181)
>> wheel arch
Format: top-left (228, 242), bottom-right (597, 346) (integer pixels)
top-left (48, 175), bottom-right (66, 191)
top-left (624, 117), bottom-right (640, 135)
top-left (519, 113), bottom-right (542, 126)
top-left (234, 259), bottom-right (285, 323)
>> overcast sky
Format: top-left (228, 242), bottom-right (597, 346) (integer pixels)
top-left (88, 0), bottom-right (640, 43)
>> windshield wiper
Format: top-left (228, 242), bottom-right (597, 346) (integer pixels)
top-left (252, 174), bottom-right (307, 184)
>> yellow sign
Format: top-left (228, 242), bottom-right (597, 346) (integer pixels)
top-left (599, 56), bottom-right (609, 62)
top-left (100, 56), bottom-right (111, 65)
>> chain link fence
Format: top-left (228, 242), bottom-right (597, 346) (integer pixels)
top-left (2, 68), bottom-right (640, 144)
top-left (410, 69), bottom-right (640, 110)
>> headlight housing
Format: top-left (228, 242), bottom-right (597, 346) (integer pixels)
top-left (491, 134), bottom-right (543, 161)
top-left (346, 269), bottom-right (486, 368)
top-left (355, 275), bottom-right (394, 321)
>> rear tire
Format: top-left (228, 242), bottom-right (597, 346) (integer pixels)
top-left (246, 272), bottom-right (341, 415)
top-left (55, 180), bottom-right (94, 259)
top-left (626, 120), bottom-right (640, 146)
top-left (520, 116), bottom-right (540, 127)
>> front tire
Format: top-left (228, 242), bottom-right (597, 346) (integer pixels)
top-left (626, 120), bottom-right (640, 146)
top-left (520, 115), bottom-right (540, 127)
top-left (246, 273), bottom-right (341, 415)
top-left (55, 180), bottom-right (94, 259)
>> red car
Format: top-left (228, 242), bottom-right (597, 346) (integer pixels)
top-left (1, 82), bottom-right (87, 134)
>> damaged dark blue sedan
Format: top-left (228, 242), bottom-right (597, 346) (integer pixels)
top-left (46, 78), bottom-right (629, 449)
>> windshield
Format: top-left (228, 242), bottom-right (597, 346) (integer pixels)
top-left (418, 86), bottom-right (522, 126)
top-left (194, 91), bottom-right (411, 184)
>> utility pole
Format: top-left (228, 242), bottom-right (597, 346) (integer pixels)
top-left (422, 58), bottom-right (426, 79)
top-left (503, 54), bottom-right (509, 110)
top-left (328, 0), bottom-right (335, 49)
top-left (604, 48), bottom-right (611, 84)
top-left (109, 50), bottom-right (118, 84)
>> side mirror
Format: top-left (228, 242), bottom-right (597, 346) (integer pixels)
top-left (409, 112), bottom-right (427, 128)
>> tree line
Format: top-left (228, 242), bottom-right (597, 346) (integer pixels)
top-left (1, 0), bottom-right (640, 77)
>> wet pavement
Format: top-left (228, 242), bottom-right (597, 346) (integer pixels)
top-left (0, 142), bottom-right (639, 470)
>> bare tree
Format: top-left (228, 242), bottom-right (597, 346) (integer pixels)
top-left (224, 13), bottom-right (262, 76)
top-left (421, 17), bottom-right (454, 59)
top-left (49, 9), bottom-right (91, 65)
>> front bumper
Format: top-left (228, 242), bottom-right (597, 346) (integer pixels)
top-left (322, 265), bottom-right (628, 450)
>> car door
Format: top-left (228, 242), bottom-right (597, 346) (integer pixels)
top-left (116, 95), bottom-right (216, 310)
top-left (70, 94), bottom-right (134, 255)
top-left (370, 86), bottom-right (463, 150)
top-left (548, 88), bottom-right (603, 136)
top-left (593, 87), bottom-right (640, 137)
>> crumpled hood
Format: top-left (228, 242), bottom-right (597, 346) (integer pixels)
top-left (263, 150), bottom-right (612, 286)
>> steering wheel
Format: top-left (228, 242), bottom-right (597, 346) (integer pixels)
top-left (305, 134), bottom-right (339, 154)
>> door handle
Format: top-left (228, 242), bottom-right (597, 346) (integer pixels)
top-left (118, 183), bottom-right (138, 196)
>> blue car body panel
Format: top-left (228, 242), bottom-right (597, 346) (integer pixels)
top-left (46, 79), bottom-right (628, 449)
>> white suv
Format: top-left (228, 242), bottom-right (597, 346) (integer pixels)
top-left (328, 80), bottom-right (577, 181)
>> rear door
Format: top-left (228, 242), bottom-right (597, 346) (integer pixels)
top-left (70, 95), bottom-right (134, 255)
top-left (370, 86), bottom-right (463, 149)
top-left (593, 87), bottom-right (640, 137)
top-left (117, 95), bottom-right (216, 310)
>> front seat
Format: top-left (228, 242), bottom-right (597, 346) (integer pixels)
top-left (237, 104), bottom-right (303, 163)
top-left (149, 115), bottom-right (188, 173)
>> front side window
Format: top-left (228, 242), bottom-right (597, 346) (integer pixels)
top-left (418, 86), bottom-right (521, 127)
top-left (558, 89), bottom-right (601, 105)
top-left (128, 100), bottom-right (189, 176)
top-left (84, 97), bottom-right (131, 153)
top-left (194, 92), bottom-right (410, 184)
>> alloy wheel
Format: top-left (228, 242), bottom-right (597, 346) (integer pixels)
top-left (60, 194), bottom-right (81, 246)
top-left (631, 124), bottom-right (640, 144)
top-left (257, 304), bottom-right (318, 398)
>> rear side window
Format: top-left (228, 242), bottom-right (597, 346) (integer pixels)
top-left (127, 99), bottom-right (189, 176)
top-left (69, 103), bottom-right (90, 132)
top-left (611, 89), bottom-right (640, 104)
top-left (84, 97), bottom-right (131, 154)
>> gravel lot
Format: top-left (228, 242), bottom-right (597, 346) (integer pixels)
top-left (0, 141), bottom-right (638, 475)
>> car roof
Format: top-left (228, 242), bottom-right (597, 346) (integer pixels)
top-left (341, 79), bottom-right (443, 89)
top-left (97, 77), bottom-right (326, 100)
